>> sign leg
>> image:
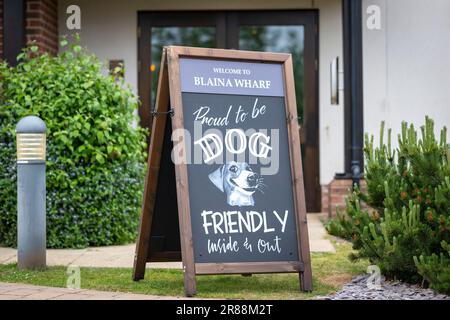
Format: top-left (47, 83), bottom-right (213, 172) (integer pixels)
top-left (133, 252), bottom-right (146, 281)
top-left (299, 268), bottom-right (313, 292)
top-left (133, 191), bottom-right (153, 281)
top-left (184, 268), bottom-right (197, 297)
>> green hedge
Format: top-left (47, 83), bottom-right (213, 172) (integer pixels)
top-left (0, 39), bottom-right (147, 248)
top-left (326, 117), bottom-right (450, 293)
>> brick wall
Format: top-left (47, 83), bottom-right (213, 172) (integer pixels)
top-left (26, 0), bottom-right (58, 55)
top-left (321, 184), bottom-right (329, 214)
top-left (0, 0), bottom-right (3, 59)
top-left (324, 179), bottom-right (367, 218)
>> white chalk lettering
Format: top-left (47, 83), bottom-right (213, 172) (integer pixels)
top-left (224, 129), bottom-right (247, 154)
top-left (194, 131), bottom-right (272, 161)
top-left (208, 237), bottom-right (239, 254)
top-left (193, 106), bottom-right (231, 126)
top-left (234, 79), bottom-right (271, 89)
top-left (194, 77), bottom-right (234, 88)
top-left (194, 133), bottom-right (223, 163)
top-left (257, 236), bottom-right (282, 254)
top-left (273, 210), bottom-right (289, 233)
top-left (201, 210), bottom-right (289, 235)
top-left (249, 132), bottom-right (272, 158)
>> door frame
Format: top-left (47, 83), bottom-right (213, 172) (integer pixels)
top-left (137, 10), bottom-right (320, 212)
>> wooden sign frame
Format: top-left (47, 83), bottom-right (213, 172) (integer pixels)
top-left (133, 46), bottom-right (312, 296)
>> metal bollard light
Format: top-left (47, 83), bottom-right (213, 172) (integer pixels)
top-left (16, 115), bottom-right (47, 269)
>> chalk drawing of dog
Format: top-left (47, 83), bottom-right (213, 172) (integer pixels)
top-left (208, 161), bottom-right (266, 207)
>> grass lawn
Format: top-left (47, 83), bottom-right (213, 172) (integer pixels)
top-left (0, 241), bottom-right (368, 299)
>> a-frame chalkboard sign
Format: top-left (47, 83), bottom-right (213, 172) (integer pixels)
top-left (133, 46), bottom-right (312, 296)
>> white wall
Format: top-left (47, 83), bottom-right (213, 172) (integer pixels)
top-left (363, 0), bottom-right (450, 148)
top-left (58, 0), bottom-right (345, 185)
top-left (316, 0), bottom-right (344, 185)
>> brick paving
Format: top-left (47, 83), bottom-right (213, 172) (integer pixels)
top-left (0, 282), bottom-right (188, 300)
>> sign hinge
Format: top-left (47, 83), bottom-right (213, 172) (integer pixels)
top-left (138, 60), bottom-right (141, 73)
top-left (315, 59), bottom-right (318, 71)
top-left (151, 107), bottom-right (174, 117)
top-left (137, 27), bottom-right (141, 39)
top-left (299, 262), bottom-right (305, 272)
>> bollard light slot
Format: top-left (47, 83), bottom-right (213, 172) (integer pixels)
top-left (16, 133), bottom-right (46, 162)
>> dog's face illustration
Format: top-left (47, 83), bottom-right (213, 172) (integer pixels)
top-left (208, 162), bottom-right (264, 207)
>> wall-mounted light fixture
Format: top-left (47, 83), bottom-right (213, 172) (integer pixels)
top-left (109, 59), bottom-right (125, 80)
top-left (330, 57), bottom-right (343, 105)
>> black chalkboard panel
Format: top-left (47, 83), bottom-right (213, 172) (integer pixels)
top-left (179, 58), bottom-right (299, 263)
top-left (148, 117), bottom-right (181, 255)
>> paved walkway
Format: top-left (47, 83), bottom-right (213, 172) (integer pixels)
top-left (307, 213), bottom-right (336, 253)
top-left (0, 282), bottom-right (188, 300)
top-left (0, 213), bottom-right (334, 269)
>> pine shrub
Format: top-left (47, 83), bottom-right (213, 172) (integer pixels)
top-left (326, 117), bottom-right (450, 293)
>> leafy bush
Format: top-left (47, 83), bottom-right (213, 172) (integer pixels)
top-left (0, 39), bottom-right (147, 248)
top-left (326, 117), bottom-right (450, 293)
